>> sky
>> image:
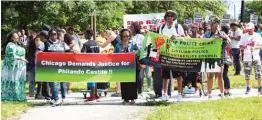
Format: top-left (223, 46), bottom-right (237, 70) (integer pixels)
top-left (227, 0), bottom-right (242, 20)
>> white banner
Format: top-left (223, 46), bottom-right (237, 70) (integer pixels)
top-left (123, 13), bottom-right (165, 30)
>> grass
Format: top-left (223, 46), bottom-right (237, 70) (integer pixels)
top-left (1, 102), bottom-right (47, 120)
top-left (145, 97), bottom-right (262, 120)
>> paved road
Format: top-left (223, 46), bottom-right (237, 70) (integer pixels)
top-left (18, 89), bottom-right (261, 120)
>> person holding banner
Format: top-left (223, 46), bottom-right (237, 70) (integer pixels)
top-left (1, 30), bottom-right (28, 102)
top-left (114, 29), bottom-right (139, 105)
top-left (38, 29), bottom-right (76, 106)
top-left (81, 29), bottom-right (101, 102)
top-left (159, 10), bottom-right (185, 101)
top-left (203, 16), bottom-right (230, 99)
top-left (130, 22), bottom-right (152, 94)
top-left (239, 23), bottom-right (262, 95)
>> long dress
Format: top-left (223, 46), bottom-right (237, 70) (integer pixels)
top-left (1, 42), bottom-right (27, 102)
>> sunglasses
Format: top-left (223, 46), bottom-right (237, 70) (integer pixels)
top-left (51, 33), bottom-right (57, 35)
top-left (123, 35), bottom-right (129, 38)
top-left (167, 15), bottom-right (173, 17)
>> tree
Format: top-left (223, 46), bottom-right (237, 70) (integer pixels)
top-left (242, 1), bottom-right (262, 24)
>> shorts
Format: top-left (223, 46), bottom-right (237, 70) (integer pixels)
top-left (161, 68), bottom-right (185, 79)
top-left (243, 61), bottom-right (262, 80)
top-left (87, 82), bottom-right (96, 88)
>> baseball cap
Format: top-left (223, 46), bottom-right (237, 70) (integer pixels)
top-left (246, 22), bottom-right (254, 30)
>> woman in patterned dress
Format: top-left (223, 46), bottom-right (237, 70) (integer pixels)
top-left (1, 30), bottom-right (28, 102)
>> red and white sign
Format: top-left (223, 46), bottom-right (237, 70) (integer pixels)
top-left (123, 13), bottom-right (165, 31)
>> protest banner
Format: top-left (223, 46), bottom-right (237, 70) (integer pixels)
top-left (140, 32), bottom-right (222, 72)
top-left (36, 53), bottom-right (136, 82)
top-left (123, 13), bottom-right (165, 30)
top-left (250, 14), bottom-right (258, 25)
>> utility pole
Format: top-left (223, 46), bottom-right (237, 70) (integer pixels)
top-left (240, 0), bottom-right (245, 22)
top-left (234, 4), bottom-right (236, 22)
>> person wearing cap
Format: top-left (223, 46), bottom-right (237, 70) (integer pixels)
top-left (239, 22), bottom-right (262, 94)
top-left (230, 22), bottom-right (243, 75)
top-left (35, 30), bottom-right (51, 100)
top-left (203, 16), bottom-right (230, 99)
top-left (159, 10), bottom-right (185, 102)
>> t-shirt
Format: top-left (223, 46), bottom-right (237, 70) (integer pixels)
top-left (231, 28), bottom-right (242, 48)
top-left (239, 32), bottom-right (262, 62)
top-left (81, 40), bottom-right (100, 53)
top-left (131, 34), bottom-right (144, 50)
top-left (38, 39), bottom-right (70, 52)
top-left (159, 23), bottom-right (185, 38)
top-left (257, 30), bottom-right (262, 37)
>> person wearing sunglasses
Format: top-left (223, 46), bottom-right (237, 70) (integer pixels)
top-left (203, 16), bottom-right (230, 99)
top-left (114, 29), bottom-right (139, 105)
top-left (158, 10), bottom-right (185, 102)
top-left (38, 29), bottom-right (76, 106)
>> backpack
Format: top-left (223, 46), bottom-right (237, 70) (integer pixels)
top-left (158, 23), bottom-right (179, 34)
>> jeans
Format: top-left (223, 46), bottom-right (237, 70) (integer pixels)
top-left (259, 48), bottom-right (262, 61)
top-left (232, 48), bottom-right (241, 74)
top-left (223, 64), bottom-right (231, 89)
top-left (28, 67), bottom-right (36, 94)
top-left (60, 82), bottom-right (67, 99)
top-left (50, 82), bottom-right (59, 100)
top-left (140, 66), bottom-right (152, 90)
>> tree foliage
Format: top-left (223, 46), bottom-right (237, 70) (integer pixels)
top-left (1, 1), bottom-right (227, 44)
top-left (243, 1), bottom-right (262, 24)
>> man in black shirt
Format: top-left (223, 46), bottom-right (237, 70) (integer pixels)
top-left (81, 29), bottom-right (100, 102)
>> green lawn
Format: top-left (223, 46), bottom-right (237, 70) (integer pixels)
top-left (145, 97), bottom-right (262, 120)
top-left (1, 102), bottom-right (33, 120)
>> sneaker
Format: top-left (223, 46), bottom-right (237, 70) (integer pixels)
top-left (146, 89), bottom-right (151, 92)
top-left (208, 94), bottom-right (212, 100)
top-left (52, 99), bottom-right (61, 107)
top-left (111, 92), bottom-right (121, 97)
top-left (50, 99), bottom-right (56, 105)
top-left (122, 100), bottom-right (129, 105)
top-left (45, 97), bottom-right (51, 100)
top-left (154, 94), bottom-right (162, 98)
top-left (224, 92), bottom-right (232, 96)
top-left (219, 93), bottom-right (224, 98)
top-left (130, 100), bottom-right (135, 105)
top-left (160, 94), bottom-right (169, 101)
top-left (245, 86), bottom-right (251, 94)
top-left (35, 94), bottom-right (45, 99)
top-left (29, 93), bottom-right (35, 97)
top-left (177, 94), bottom-right (182, 102)
top-left (84, 96), bottom-right (96, 102)
top-left (95, 95), bottom-right (100, 99)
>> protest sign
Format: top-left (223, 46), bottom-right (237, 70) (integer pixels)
top-left (221, 14), bottom-right (230, 26)
top-left (194, 13), bottom-right (203, 24)
top-left (250, 14), bottom-right (258, 25)
top-left (184, 18), bottom-right (192, 25)
top-left (140, 32), bottom-right (222, 72)
top-left (123, 13), bottom-right (165, 30)
top-left (36, 53), bottom-right (136, 82)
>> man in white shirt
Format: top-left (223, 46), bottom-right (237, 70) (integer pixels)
top-left (158, 10), bottom-right (185, 102)
top-left (230, 22), bottom-right (242, 75)
top-left (240, 22), bottom-right (262, 94)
